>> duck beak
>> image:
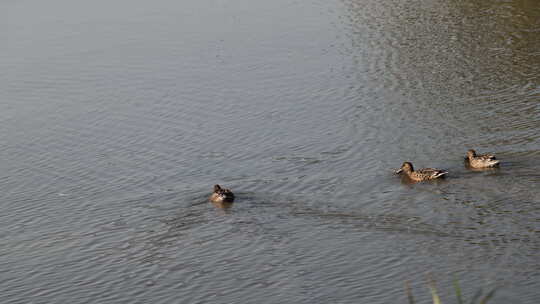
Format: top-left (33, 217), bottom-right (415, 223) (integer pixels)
top-left (395, 168), bottom-right (403, 174)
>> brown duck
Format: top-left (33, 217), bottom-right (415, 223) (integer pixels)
top-left (395, 162), bottom-right (447, 181)
top-left (209, 184), bottom-right (235, 204)
top-left (466, 149), bottom-right (499, 168)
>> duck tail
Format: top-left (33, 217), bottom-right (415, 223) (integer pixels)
top-left (488, 159), bottom-right (500, 167)
top-left (435, 170), bottom-right (448, 178)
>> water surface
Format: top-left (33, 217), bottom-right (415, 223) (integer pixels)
top-left (1, 0), bottom-right (539, 303)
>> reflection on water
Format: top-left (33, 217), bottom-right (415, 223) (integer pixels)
top-left (211, 200), bottom-right (235, 211)
top-left (1, 0), bottom-right (540, 303)
top-left (398, 174), bottom-right (449, 186)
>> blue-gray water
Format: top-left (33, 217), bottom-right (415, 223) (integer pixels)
top-left (1, 0), bottom-right (539, 303)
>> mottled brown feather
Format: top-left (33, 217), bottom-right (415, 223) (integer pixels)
top-left (466, 149), bottom-right (500, 168)
top-left (396, 162), bottom-right (447, 182)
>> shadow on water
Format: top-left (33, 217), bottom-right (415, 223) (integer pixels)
top-left (338, 0), bottom-right (540, 167)
top-left (129, 179), bottom-right (539, 258)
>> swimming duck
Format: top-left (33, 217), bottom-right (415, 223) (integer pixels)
top-left (209, 184), bottom-right (235, 204)
top-left (395, 162), bottom-right (447, 181)
top-left (466, 149), bottom-right (499, 168)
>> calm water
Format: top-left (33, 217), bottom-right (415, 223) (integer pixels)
top-left (1, 0), bottom-right (539, 303)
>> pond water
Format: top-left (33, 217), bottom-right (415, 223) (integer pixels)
top-left (1, 0), bottom-right (539, 303)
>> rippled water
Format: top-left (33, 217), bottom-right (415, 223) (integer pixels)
top-left (1, 0), bottom-right (539, 303)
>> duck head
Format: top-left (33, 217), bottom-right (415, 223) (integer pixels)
top-left (466, 149), bottom-right (477, 159)
top-left (395, 162), bottom-right (414, 174)
top-left (212, 184), bottom-right (235, 203)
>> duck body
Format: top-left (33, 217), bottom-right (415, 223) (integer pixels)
top-left (466, 149), bottom-right (499, 168)
top-left (395, 162), bottom-right (447, 182)
top-left (209, 184), bottom-right (235, 204)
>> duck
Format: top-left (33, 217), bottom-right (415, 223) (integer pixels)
top-left (395, 162), bottom-right (447, 181)
top-left (466, 149), bottom-right (499, 168)
top-left (209, 184), bottom-right (235, 204)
